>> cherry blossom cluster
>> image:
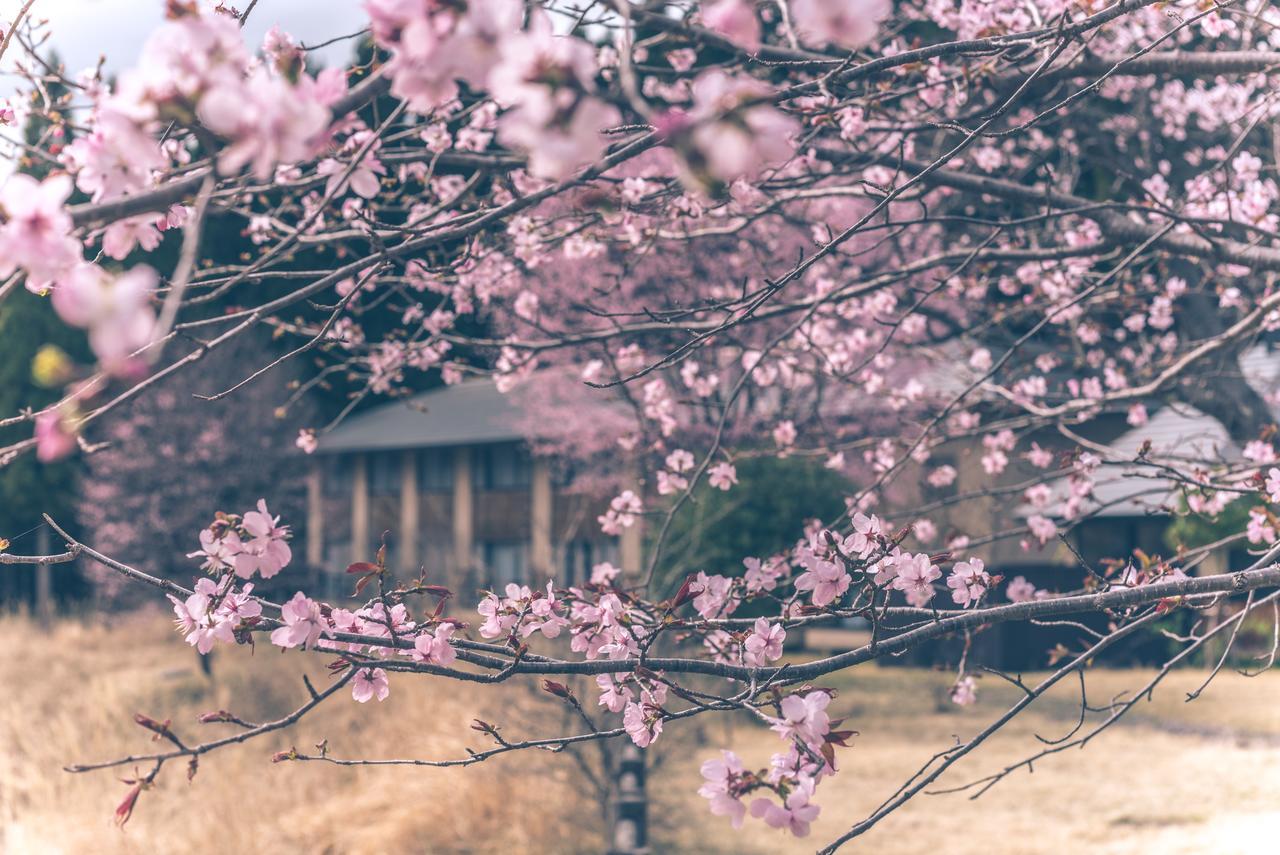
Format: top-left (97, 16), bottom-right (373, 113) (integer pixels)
top-left (699, 689), bottom-right (852, 836)
top-left (13, 0), bottom-right (1280, 844)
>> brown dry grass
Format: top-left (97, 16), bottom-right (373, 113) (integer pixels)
top-left (0, 609), bottom-right (605, 854)
top-left (662, 667), bottom-right (1280, 855)
top-left (3, 612), bottom-right (1280, 854)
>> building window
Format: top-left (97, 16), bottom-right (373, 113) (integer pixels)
top-left (477, 541), bottom-right (529, 588)
top-left (369, 451), bottom-right (400, 496)
top-left (322, 540), bottom-right (351, 576)
top-left (476, 443), bottom-right (532, 490)
top-left (322, 455), bottom-right (354, 497)
top-left (417, 447), bottom-right (454, 492)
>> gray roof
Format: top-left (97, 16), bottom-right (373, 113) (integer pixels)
top-left (317, 381), bottom-right (526, 453)
top-left (1029, 346), bottom-right (1280, 518)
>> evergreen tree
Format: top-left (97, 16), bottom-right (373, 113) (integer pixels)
top-left (0, 58), bottom-right (90, 605)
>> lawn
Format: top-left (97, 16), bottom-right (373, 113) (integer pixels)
top-left (2, 611), bottom-right (1278, 853)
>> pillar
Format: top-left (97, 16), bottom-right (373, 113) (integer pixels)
top-left (620, 472), bottom-right (644, 578)
top-left (400, 449), bottom-right (419, 573)
top-left (351, 453), bottom-right (369, 564)
top-left (306, 466), bottom-right (323, 568)
top-left (452, 446), bottom-right (474, 589)
top-left (531, 458), bottom-right (553, 579)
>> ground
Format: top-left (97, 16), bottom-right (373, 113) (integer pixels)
top-left (2, 611), bottom-right (1278, 853)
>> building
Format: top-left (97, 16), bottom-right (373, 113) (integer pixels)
top-left (307, 380), bottom-right (640, 599)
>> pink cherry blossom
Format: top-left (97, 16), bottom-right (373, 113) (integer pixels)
top-left (1266, 468), bottom-right (1280, 504)
top-left (743, 556), bottom-right (784, 593)
top-left (794, 539), bottom-right (851, 607)
top-left (590, 561), bottom-right (621, 586)
top-left (50, 264), bottom-right (158, 374)
top-left (743, 618), bottom-right (786, 667)
top-left (296, 430), bottom-right (318, 454)
top-left (892, 552), bottom-right (940, 607)
top-left (947, 558), bottom-right (991, 608)
top-left (699, 750), bottom-right (748, 828)
top-left (708, 462), bottom-right (739, 491)
top-left (702, 0), bottom-right (761, 50)
top-left (770, 691), bottom-right (831, 748)
top-left (683, 71), bottom-right (798, 187)
top-left (1026, 514), bottom-right (1059, 545)
top-left (234, 499), bottom-right (292, 579)
top-left (790, 0), bottom-right (889, 49)
top-left (1006, 575), bottom-right (1039, 603)
top-left (950, 675), bottom-right (978, 706)
top-left (1248, 509), bottom-right (1278, 545)
top-left (187, 527), bottom-right (243, 574)
top-left (167, 577), bottom-right (261, 655)
top-left (270, 592), bottom-right (325, 649)
top-left (352, 667), bottom-right (390, 703)
top-left (198, 67), bottom-right (332, 180)
top-left (412, 623), bottom-right (458, 666)
top-left (623, 700), bottom-right (663, 748)
top-left (34, 408), bottom-right (78, 463)
top-left (690, 572), bottom-right (736, 619)
top-left (522, 582), bottom-right (571, 638)
top-left (598, 489), bottom-right (643, 534)
top-left (596, 674), bottom-right (633, 713)
top-left (0, 173), bottom-right (81, 291)
top-left (749, 775), bottom-right (821, 836)
top-left (101, 215), bottom-right (163, 260)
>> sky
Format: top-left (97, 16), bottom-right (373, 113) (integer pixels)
top-left (12, 0), bottom-right (370, 72)
top-left (0, 0), bottom-right (371, 176)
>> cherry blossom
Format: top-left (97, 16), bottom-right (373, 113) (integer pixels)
top-left (790, 0), bottom-right (889, 49)
top-left (708, 462), bottom-right (739, 491)
top-left (352, 667), bottom-right (391, 703)
top-left (950, 675), bottom-right (978, 706)
top-left (1006, 575), bottom-right (1039, 603)
top-left (892, 553), bottom-right (940, 608)
top-left (49, 264), bottom-right (158, 374)
top-left (702, 0), bottom-right (761, 50)
top-left (270, 592), bottom-right (325, 650)
top-left (690, 572), bottom-right (737, 619)
top-left (699, 750), bottom-right (748, 828)
top-left (234, 499), bottom-right (292, 579)
top-left (0, 173), bottom-right (80, 292)
top-left (1265, 468), bottom-right (1280, 504)
top-left (946, 558), bottom-right (991, 608)
top-left (34, 408), bottom-right (78, 463)
top-left (623, 700), bottom-right (663, 748)
top-left (770, 691), bottom-right (831, 748)
top-left (749, 775), bottom-right (821, 837)
top-left (794, 538), bottom-right (852, 607)
top-left (743, 619), bottom-right (786, 667)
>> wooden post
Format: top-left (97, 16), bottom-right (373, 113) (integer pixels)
top-left (1198, 548), bottom-right (1230, 667)
top-left (452, 446), bottom-right (474, 591)
top-left (351, 453), bottom-right (369, 564)
top-left (35, 526), bottom-right (53, 624)
top-left (531, 457), bottom-right (553, 579)
top-left (609, 744), bottom-right (648, 854)
top-left (306, 466), bottom-right (324, 568)
top-left (400, 449), bottom-right (419, 573)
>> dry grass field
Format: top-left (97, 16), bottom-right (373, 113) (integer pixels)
top-left (2, 611), bottom-right (1279, 854)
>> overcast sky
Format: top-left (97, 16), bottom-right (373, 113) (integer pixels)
top-left (0, 1), bottom-right (370, 176)
top-left (4, 0), bottom-right (369, 87)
